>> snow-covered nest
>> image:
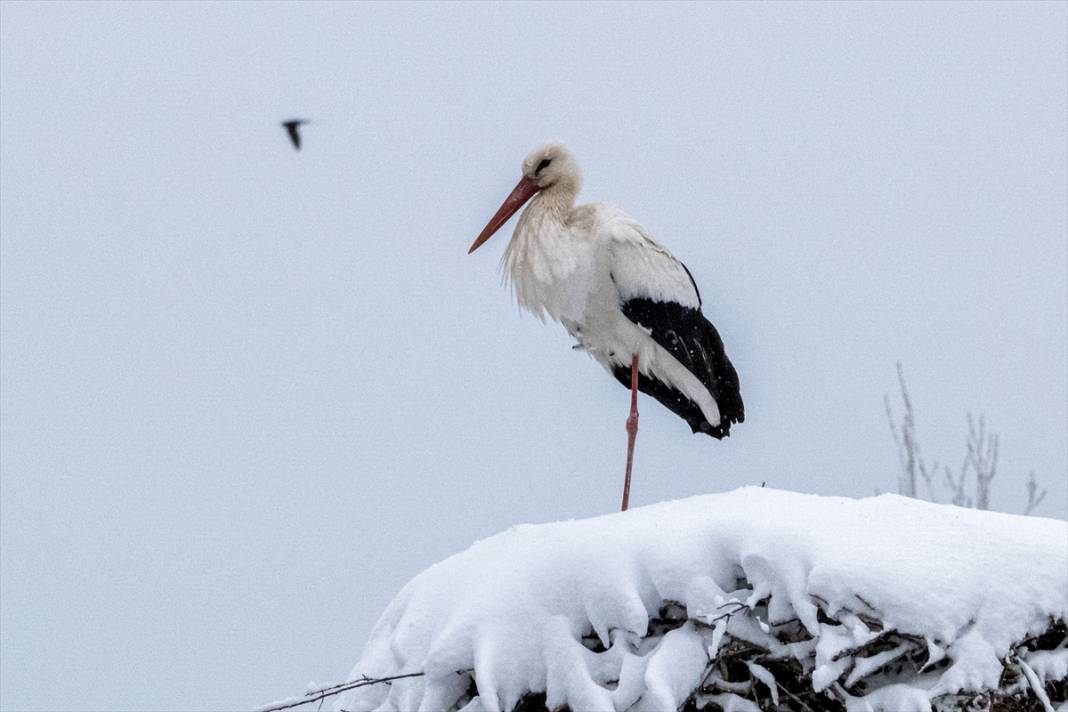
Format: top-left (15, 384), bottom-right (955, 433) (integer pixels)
top-left (338, 488), bottom-right (1067, 712)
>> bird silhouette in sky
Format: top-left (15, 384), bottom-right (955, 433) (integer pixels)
top-left (281, 119), bottom-right (309, 151)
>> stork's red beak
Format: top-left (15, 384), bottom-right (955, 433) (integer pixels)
top-left (468, 176), bottom-right (539, 253)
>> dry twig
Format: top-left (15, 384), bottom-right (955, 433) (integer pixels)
top-left (259, 672), bottom-right (426, 712)
top-left (1024, 471), bottom-right (1048, 515)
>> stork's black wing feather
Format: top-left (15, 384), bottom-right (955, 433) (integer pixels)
top-left (614, 297), bottom-right (744, 439)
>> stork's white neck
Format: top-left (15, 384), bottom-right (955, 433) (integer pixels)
top-left (508, 184), bottom-right (578, 263)
top-left (528, 179), bottom-right (579, 221)
top-left (503, 185), bottom-right (588, 322)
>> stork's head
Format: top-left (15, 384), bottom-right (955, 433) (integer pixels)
top-left (522, 142), bottom-right (581, 193)
top-left (468, 142), bottom-right (581, 254)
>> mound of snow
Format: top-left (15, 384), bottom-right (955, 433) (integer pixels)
top-left (337, 488), bottom-right (1067, 712)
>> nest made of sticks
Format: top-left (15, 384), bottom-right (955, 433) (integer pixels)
top-left (502, 595), bottom-right (1067, 712)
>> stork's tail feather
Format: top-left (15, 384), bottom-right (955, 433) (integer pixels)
top-left (612, 366), bottom-right (742, 439)
top-left (698, 314), bottom-right (744, 436)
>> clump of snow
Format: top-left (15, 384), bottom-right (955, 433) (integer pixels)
top-left (337, 487), bottom-right (1067, 711)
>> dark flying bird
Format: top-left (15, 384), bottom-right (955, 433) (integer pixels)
top-left (282, 119), bottom-right (308, 150)
top-left (468, 142), bottom-right (744, 512)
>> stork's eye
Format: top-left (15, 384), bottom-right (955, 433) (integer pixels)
top-left (535, 158), bottom-right (552, 175)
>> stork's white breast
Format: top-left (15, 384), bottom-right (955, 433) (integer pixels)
top-left (504, 210), bottom-right (607, 327)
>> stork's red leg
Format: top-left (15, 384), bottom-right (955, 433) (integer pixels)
top-left (621, 354), bottom-right (639, 511)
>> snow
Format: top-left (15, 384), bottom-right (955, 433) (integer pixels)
top-left (337, 487), bottom-right (1067, 712)
top-left (745, 662), bottom-right (778, 706)
top-left (1027, 648), bottom-right (1068, 686)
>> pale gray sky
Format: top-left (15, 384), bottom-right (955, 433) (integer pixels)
top-left (1, 2), bottom-right (1065, 710)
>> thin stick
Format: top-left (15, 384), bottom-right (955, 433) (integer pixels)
top-left (259, 672), bottom-right (425, 712)
top-left (776, 681), bottom-right (817, 712)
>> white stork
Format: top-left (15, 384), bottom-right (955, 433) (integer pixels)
top-left (468, 143), bottom-right (743, 511)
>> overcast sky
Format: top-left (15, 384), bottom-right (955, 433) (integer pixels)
top-left (1, 2), bottom-right (1065, 710)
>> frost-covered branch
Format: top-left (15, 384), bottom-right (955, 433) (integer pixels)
top-left (1012, 655), bottom-right (1056, 712)
top-left (682, 593), bottom-right (1066, 711)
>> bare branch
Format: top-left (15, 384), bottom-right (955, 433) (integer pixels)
top-left (966, 414), bottom-right (998, 511)
top-left (888, 367), bottom-right (1037, 515)
top-left (259, 672), bottom-right (427, 712)
top-left (917, 457), bottom-right (939, 500)
top-left (943, 456), bottom-right (971, 508)
top-left (1024, 472), bottom-right (1048, 516)
top-left (776, 681), bottom-right (817, 712)
top-left (886, 362), bottom-right (923, 498)
top-left (884, 394), bottom-right (904, 471)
